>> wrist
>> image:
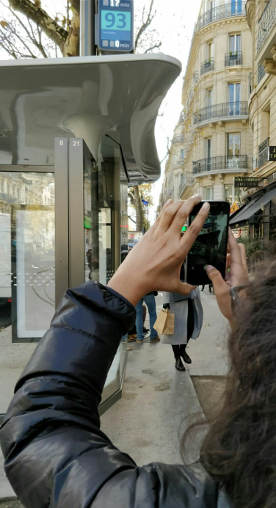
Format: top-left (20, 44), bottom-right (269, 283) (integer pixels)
top-left (108, 271), bottom-right (149, 306)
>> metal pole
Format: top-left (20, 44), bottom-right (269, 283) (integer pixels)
top-left (80, 0), bottom-right (97, 56)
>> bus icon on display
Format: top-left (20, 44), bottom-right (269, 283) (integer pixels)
top-left (97, 0), bottom-right (133, 52)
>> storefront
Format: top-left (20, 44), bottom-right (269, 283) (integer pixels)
top-left (0, 54), bottom-right (181, 416)
top-left (230, 181), bottom-right (276, 267)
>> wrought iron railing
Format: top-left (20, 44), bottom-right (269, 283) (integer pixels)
top-left (194, 101), bottom-right (248, 124)
top-left (192, 155), bottom-right (249, 175)
top-left (258, 137), bottom-right (270, 168)
top-left (257, 0), bottom-right (276, 53)
top-left (200, 58), bottom-right (215, 75)
top-left (225, 50), bottom-right (243, 66)
top-left (195, 2), bottom-right (246, 32)
top-left (258, 137), bottom-right (270, 154)
top-left (258, 63), bottom-right (266, 83)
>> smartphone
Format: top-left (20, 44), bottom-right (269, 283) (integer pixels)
top-left (185, 201), bottom-right (230, 286)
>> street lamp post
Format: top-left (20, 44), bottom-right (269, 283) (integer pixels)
top-left (80, 0), bottom-right (97, 56)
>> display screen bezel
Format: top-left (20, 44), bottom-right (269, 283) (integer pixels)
top-left (185, 201), bottom-right (230, 286)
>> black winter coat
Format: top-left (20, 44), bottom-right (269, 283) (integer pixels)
top-left (0, 282), bottom-right (232, 508)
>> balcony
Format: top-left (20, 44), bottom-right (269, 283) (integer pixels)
top-left (258, 63), bottom-right (266, 83)
top-left (194, 101), bottom-right (248, 126)
top-left (179, 173), bottom-right (194, 196)
top-left (257, 0), bottom-right (276, 54)
top-left (258, 137), bottom-right (270, 168)
top-left (192, 155), bottom-right (250, 176)
top-left (200, 58), bottom-right (215, 75)
top-left (225, 50), bottom-right (243, 66)
top-left (173, 134), bottom-right (185, 144)
top-left (195, 2), bottom-right (246, 32)
top-left (172, 158), bottom-right (185, 169)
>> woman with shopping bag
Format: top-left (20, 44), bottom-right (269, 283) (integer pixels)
top-left (161, 286), bottom-right (203, 371)
top-left (154, 264), bottom-right (203, 371)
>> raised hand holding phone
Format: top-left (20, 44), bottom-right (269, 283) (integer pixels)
top-left (186, 201), bottom-right (230, 285)
top-left (108, 196), bottom-right (210, 306)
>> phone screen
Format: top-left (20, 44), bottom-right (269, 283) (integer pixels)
top-left (186, 201), bottom-right (230, 285)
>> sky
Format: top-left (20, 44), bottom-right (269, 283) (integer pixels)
top-left (149, 0), bottom-right (202, 223)
top-left (0, 0), bottom-right (203, 222)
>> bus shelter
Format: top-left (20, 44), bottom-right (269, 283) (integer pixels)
top-left (0, 53), bottom-right (181, 416)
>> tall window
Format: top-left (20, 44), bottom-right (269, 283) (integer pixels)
top-left (224, 184), bottom-right (233, 203)
top-left (231, 0), bottom-right (242, 15)
top-left (203, 186), bottom-right (214, 201)
top-left (206, 40), bottom-right (214, 61)
top-left (229, 34), bottom-right (241, 54)
top-left (206, 138), bottom-right (212, 170)
top-left (180, 148), bottom-right (185, 160)
top-left (227, 133), bottom-right (241, 159)
top-left (228, 83), bottom-right (240, 114)
top-left (206, 88), bottom-right (213, 107)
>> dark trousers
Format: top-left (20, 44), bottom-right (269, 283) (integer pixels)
top-left (171, 299), bottom-right (194, 360)
top-left (172, 343), bottom-right (189, 359)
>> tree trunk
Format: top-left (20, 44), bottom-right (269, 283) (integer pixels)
top-left (133, 185), bottom-right (144, 232)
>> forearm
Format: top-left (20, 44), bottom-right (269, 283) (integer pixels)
top-left (17, 282), bottom-right (135, 399)
top-left (0, 282), bottom-right (136, 506)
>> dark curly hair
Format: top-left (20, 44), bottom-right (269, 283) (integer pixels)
top-left (200, 261), bottom-right (276, 508)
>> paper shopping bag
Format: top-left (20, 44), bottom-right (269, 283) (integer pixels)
top-left (154, 309), bottom-right (175, 335)
top-left (163, 311), bottom-right (175, 335)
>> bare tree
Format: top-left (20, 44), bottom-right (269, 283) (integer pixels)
top-left (134, 0), bottom-right (161, 53)
top-left (0, 0), bottom-right (161, 59)
top-left (0, 0), bottom-right (159, 229)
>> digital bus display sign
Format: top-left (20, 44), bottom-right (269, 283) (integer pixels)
top-left (98, 0), bottom-right (133, 52)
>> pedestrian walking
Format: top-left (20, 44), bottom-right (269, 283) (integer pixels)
top-left (135, 291), bottom-right (160, 344)
top-left (162, 287), bottom-right (203, 371)
top-left (1, 197), bottom-right (274, 508)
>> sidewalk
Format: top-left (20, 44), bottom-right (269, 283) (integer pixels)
top-left (0, 290), bottom-right (229, 501)
top-left (101, 290), bottom-right (229, 465)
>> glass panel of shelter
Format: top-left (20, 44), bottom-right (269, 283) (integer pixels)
top-left (0, 170), bottom-right (55, 415)
top-left (82, 135), bottom-right (129, 412)
top-left (0, 137), bottom-right (129, 416)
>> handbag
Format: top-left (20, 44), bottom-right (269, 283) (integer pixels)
top-left (154, 308), bottom-right (175, 335)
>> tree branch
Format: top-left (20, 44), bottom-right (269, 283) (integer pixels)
top-left (8, 0), bottom-right (68, 50)
top-left (135, 0), bottom-right (155, 49)
top-left (144, 41), bottom-right (162, 53)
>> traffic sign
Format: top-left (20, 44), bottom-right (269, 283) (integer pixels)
top-left (97, 0), bottom-right (133, 52)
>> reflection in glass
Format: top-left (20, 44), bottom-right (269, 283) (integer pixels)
top-left (0, 173), bottom-right (55, 340)
top-left (0, 172), bottom-right (54, 413)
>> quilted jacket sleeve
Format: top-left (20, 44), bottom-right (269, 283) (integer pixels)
top-left (0, 282), bottom-right (221, 508)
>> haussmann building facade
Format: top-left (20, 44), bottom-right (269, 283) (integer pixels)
top-left (160, 0), bottom-right (254, 209)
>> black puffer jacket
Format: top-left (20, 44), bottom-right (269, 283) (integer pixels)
top-left (0, 282), bottom-right (231, 508)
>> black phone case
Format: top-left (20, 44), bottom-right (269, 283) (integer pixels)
top-left (185, 201), bottom-right (230, 286)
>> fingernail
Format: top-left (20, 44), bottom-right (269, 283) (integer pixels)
top-left (164, 199), bottom-right (173, 206)
top-left (204, 265), bottom-right (213, 272)
top-left (191, 193), bottom-right (201, 199)
top-left (202, 202), bottom-right (210, 210)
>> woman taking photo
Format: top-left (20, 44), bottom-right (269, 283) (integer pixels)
top-left (0, 196), bottom-right (274, 508)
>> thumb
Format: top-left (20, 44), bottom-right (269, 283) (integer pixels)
top-left (204, 265), bottom-right (226, 291)
top-left (174, 281), bottom-right (196, 296)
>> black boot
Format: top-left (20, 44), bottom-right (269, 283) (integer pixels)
top-left (175, 357), bottom-right (185, 371)
top-left (181, 350), bottom-right (192, 364)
